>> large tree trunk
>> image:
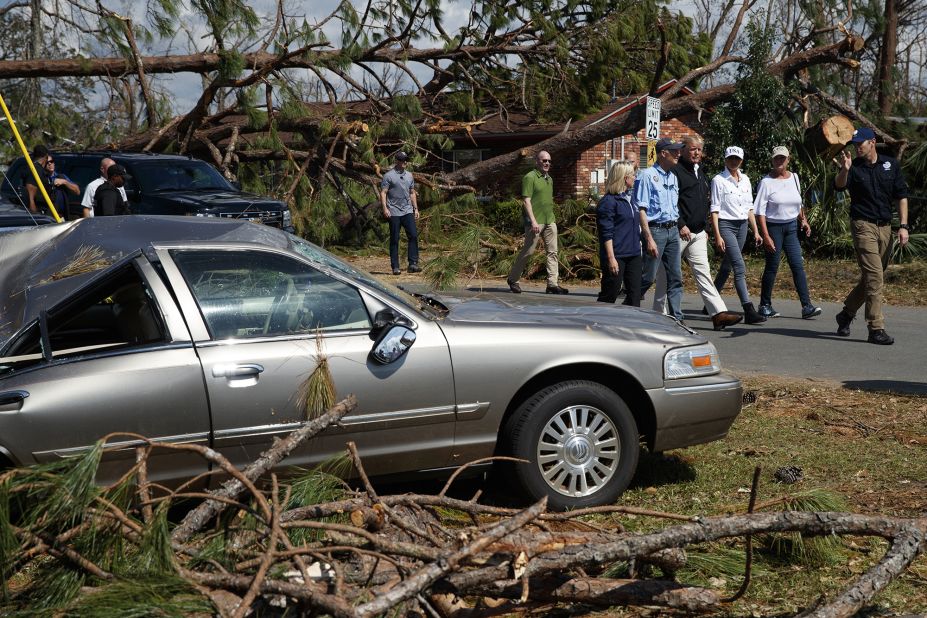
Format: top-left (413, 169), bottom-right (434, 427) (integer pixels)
top-left (877, 0), bottom-right (898, 115)
top-left (445, 32), bottom-right (862, 190)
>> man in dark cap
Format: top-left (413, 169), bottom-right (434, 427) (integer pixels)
top-left (833, 127), bottom-right (909, 345)
top-left (636, 137), bottom-right (685, 321)
top-left (380, 151), bottom-right (420, 275)
top-left (93, 164), bottom-right (131, 216)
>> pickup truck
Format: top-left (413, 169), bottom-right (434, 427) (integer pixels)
top-left (1, 151), bottom-right (293, 231)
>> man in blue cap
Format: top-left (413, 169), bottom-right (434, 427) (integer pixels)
top-left (833, 127), bottom-right (909, 345)
top-left (636, 137), bottom-right (685, 321)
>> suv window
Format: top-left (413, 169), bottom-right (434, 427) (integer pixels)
top-left (170, 250), bottom-right (371, 339)
top-left (133, 160), bottom-right (232, 192)
top-left (0, 263), bottom-right (166, 374)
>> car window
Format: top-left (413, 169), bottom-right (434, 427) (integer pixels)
top-left (60, 161), bottom-right (98, 193)
top-left (288, 235), bottom-right (430, 315)
top-left (132, 160), bottom-right (232, 192)
top-left (170, 250), bottom-right (372, 339)
top-left (0, 263), bottom-right (167, 375)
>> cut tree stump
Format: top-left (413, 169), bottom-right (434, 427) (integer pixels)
top-left (804, 115), bottom-right (856, 159)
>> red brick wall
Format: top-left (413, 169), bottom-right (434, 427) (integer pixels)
top-left (557, 114), bottom-right (705, 199)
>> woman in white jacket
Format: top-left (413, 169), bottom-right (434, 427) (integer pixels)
top-left (710, 146), bottom-right (766, 325)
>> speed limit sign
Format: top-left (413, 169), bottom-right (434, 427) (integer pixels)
top-left (645, 96), bottom-right (660, 140)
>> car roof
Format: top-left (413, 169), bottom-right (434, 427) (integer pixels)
top-left (0, 216), bottom-right (293, 345)
top-left (44, 151), bottom-right (202, 163)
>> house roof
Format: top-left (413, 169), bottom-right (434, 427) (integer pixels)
top-left (463, 79), bottom-right (697, 139)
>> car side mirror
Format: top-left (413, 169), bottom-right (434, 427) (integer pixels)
top-left (231, 180), bottom-right (242, 190)
top-left (370, 325), bottom-right (416, 365)
top-left (369, 308), bottom-right (411, 340)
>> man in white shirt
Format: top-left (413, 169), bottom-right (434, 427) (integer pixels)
top-left (81, 158), bottom-right (127, 218)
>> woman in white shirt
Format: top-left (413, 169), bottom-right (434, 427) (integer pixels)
top-left (754, 146), bottom-right (822, 319)
top-left (710, 146), bottom-right (766, 325)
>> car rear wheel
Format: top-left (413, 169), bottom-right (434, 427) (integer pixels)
top-left (503, 380), bottom-right (639, 511)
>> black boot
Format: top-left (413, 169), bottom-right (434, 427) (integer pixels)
top-left (743, 302), bottom-right (767, 325)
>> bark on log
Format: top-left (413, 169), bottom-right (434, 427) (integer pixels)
top-left (804, 115), bottom-right (856, 159)
top-left (475, 575), bottom-right (720, 611)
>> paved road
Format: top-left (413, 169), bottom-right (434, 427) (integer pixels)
top-left (455, 281), bottom-right (927, 395)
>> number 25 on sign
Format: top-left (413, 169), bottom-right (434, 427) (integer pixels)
top-left (645, 96), bottom-right (661, 140)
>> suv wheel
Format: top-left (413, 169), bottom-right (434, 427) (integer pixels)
top-left (502, 380), bottom-right (639, 511)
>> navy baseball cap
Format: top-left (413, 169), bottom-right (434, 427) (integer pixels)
top-left (655, 137), bottom-right (684, 152)
top-left (850, 127), bottom-right (875, 143)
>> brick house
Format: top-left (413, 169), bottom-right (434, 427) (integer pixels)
top-left (444, 80), bottom-right (707, 200)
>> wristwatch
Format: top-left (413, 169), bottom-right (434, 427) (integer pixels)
top-left (899, 223), bottom-right (910, 231)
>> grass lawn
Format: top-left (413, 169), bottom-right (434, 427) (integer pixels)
top-left (607, 373), bottom-right (927, 616)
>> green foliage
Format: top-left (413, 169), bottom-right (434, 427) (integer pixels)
top-left (444, 91), bottom-right (484, 121)
top-left (216, 49), bottom-right (246, 82)
top-left (135, 505), bottom-right (176, 575)
top-left (63, 576), bottom-right (213, 617)
top-left (24, 443), bottom-right (103, 533)
top-left (762, 489), bottom-right (848, 566)
top-left (284, 463), bottom-right (351, 544)
top-left (704, 20), bottom-right (794, 174)
top-left (485, 198), bottom-right (526, 235)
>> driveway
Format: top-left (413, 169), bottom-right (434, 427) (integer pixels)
top-left (454, 281), bottom-right (927, 395)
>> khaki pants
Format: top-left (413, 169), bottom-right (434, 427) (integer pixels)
top-left (844, 220), bottom-right (893, 331)
top-left (508, 222), bottom-right (559, 287)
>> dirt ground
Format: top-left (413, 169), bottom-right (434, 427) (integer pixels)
top-left (338, 250), bottom-right (927, 307)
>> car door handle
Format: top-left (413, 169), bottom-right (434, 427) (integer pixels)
top-left (0, 390), bottom-right (29, 408)
top-left (212, 364), bottom-right (264, 379)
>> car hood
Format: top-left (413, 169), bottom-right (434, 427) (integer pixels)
top-left (0, 216), bottom-right (292, 346)
top-left (435, 291), bottom-right (701, 346)
top-left (149, 190), bottom-right (285, 211)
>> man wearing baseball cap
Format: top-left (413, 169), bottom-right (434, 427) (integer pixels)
top-left (833, 127), bottom-right (909, 345)
top-left (380, 151), bottom-right (420, 275)
top-left (93, 164), bottom-right (131, 216)
top-left (635, 137), bottom-right (685, 321)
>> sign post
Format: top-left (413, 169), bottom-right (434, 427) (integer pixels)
top-left (645, 96), bottom-right (661, 166)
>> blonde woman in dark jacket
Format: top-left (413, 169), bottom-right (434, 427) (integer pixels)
top-left (596, 161), bottom-right (642, 305)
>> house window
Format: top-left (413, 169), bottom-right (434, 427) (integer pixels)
top-left (447, 149), bottom-right (487, 171)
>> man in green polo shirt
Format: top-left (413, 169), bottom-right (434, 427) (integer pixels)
top-left (507, 150), bottom-right (568, 294)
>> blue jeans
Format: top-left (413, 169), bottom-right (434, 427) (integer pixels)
top-left (760, 219), bottom-right (811, 308)
top-left (641, 226), bottom-right (683, 319)
top-left (389, 213), bottom-right (419, 269)
top-left (714, 219), bottom-right (751, 305)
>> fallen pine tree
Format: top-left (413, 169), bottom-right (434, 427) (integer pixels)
top-left (1, 394), bottom-right (924, 617)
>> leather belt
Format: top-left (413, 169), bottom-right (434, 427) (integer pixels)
top-left (853, 217), bottom-right (891, 226)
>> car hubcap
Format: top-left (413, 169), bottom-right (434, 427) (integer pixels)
top-left (537, 405), bottom-right (620, 497)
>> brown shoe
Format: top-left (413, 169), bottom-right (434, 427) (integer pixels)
top-left (712, 311), bottom-right (743, 331)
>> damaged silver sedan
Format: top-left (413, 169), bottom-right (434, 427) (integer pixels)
top-left (0, 217), bottom-right (742, 510)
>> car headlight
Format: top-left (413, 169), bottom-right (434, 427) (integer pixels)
top-left (664, 343), bottom-right (721, 379)
top-left (283, 209), bottom-right (292, 226)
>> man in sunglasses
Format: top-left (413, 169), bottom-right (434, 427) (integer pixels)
top-left (507, 150), bottom-right (568, 294)
top-left (23, 144), bottom-right (52, 215)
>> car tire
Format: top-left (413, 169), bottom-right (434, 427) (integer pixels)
top-left (502, 380), bottom-right (639, 511)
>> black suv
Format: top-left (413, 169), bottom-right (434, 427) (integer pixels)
top-left (1, 151), bottom-right (292, 230)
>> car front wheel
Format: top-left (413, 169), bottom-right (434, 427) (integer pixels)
top-left (503, 380), bottom-right (639, 511)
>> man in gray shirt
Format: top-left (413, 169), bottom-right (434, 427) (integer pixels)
top-left (380, 151), bottom-right (420, 275)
